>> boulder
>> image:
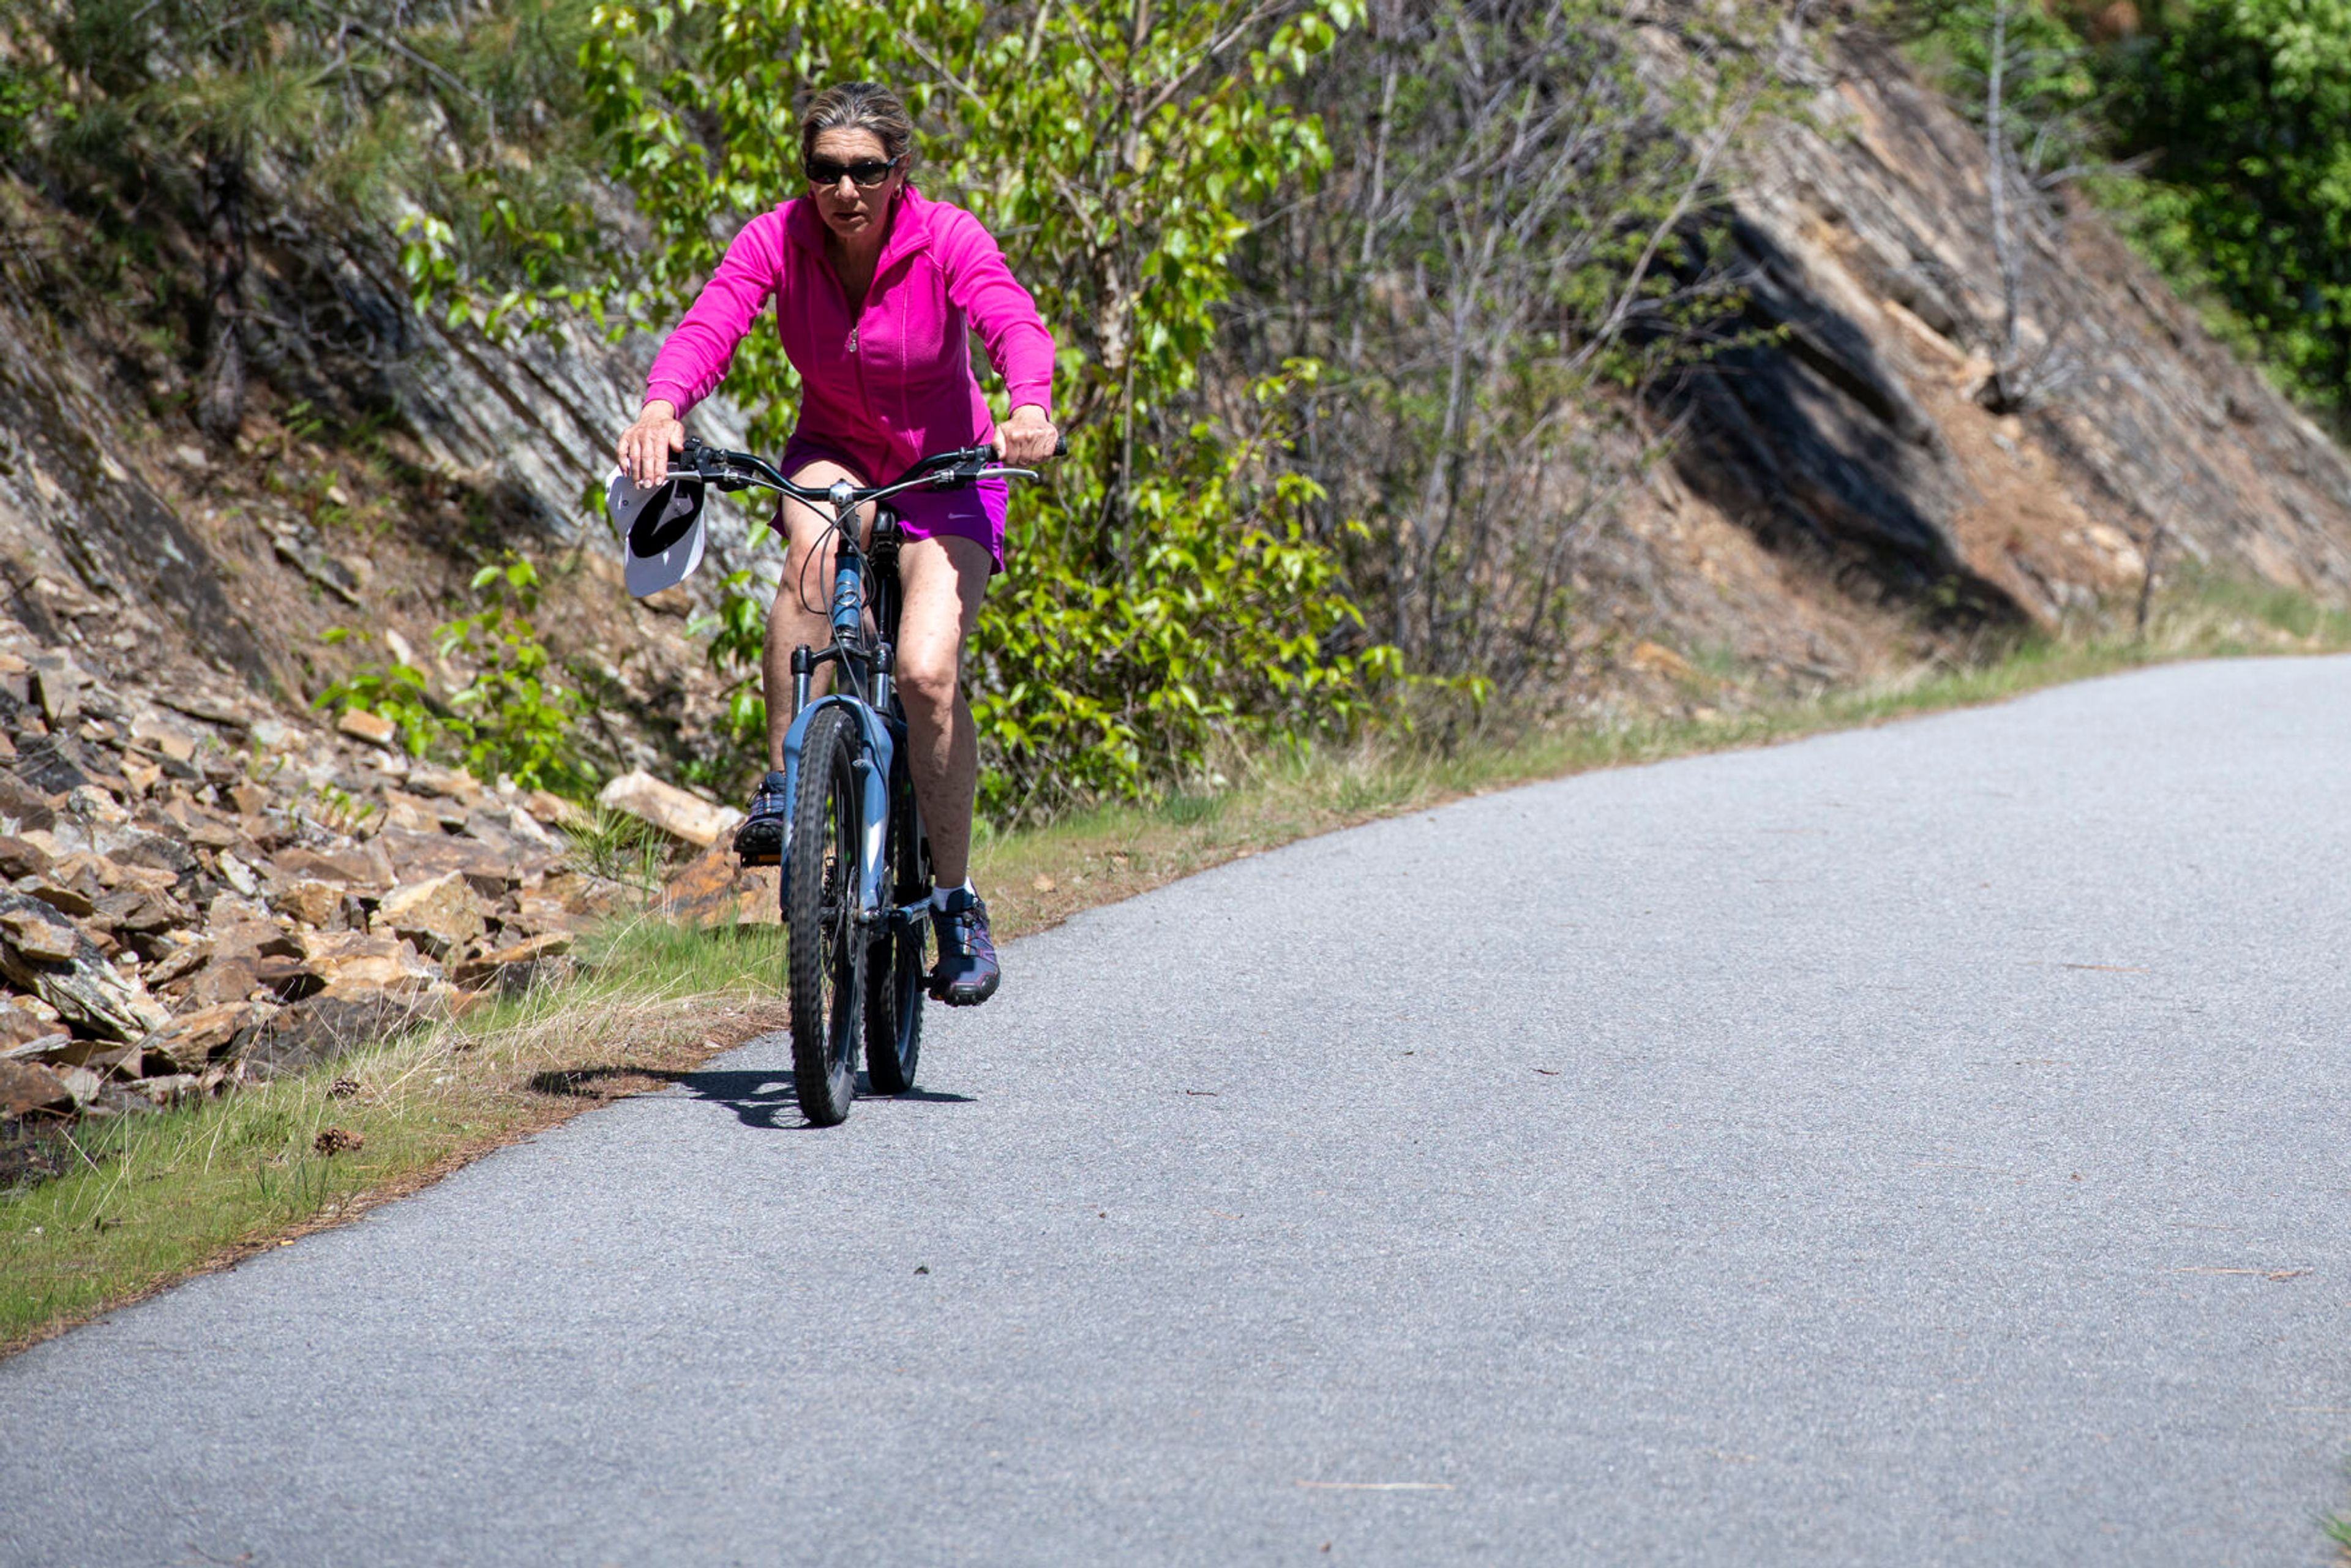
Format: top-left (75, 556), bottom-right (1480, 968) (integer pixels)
top-left (186, 953), bottom-right (321, 1008)
top-left (453, 931), bottom-right (574, 989)
top-left (51, 1063), bottom-right (102, 1108)
top-left (0, 773), bottom-right (58, 832)
top-left (269, 877), bottom-right (347, 929)
top-left (372, 832), bottom-right (521, 902)
top-left (185, 958), bottom-right (261, 1010)
top-left (0, 1059), bottom-right (73, 1119)
top-left (380, 793), bottom-right (446, 834)
top-left (144, 934), bottom-right (212, 990)
top-left (337, 709), bottom-right (397, 746)
top-left (92, 885), bottom-right (192, 939)
top-left (240, 988), bottom-right (441, 1079)
top-left (201, 890), bottom-right (274, 927)
top-left (211, 920), bottom-right (303, 962)
top-left (184, 819), bottom-right (244, 851)
top-left (74, 1042), bottom-right (141, 1080)
top-left (0, 891), bottom-right (170, 1040)
top-left (662, 842), bottom-right (782, 928)
top-left (522, 789), bottom-right (588, 832)
top-left (126, 1073), bottom-right (201, 1106)
top-left (27, 650), bottom-right (89, 725)
top-left (0, 833), bottom-right (53, 880)
top-left (216, 850), bottom-right (263, 898)
top-left (129, 715), bottom-right (200, 764)
top-left (460, 807), bottom-right (540, 859)
top-left (299, 930), bottom-right (441, 991)
top-left (0, 905), bottom-right (79, 965)
top-left (19, 877), bottom-right (97, 920)
top-left (468, 803), bottom-right (556, 853)
top-left (272, 843), bottom-right (392, 890)
top-left (499, 890), bottom-right (585, 937)
top-left (370, 871), bottom-right (487, 961)
top-left (113, 830), bottom-right (200, 880)
top-left (546, 871), bottom-right (633, 920)
top-left (597, 770), bottom-right (742, 848)
top-left (9, 738), bottom-right (86, 797)
top-left (0, 999), bottom-right (65, 1049)
top-left (405, 764), bottom-right (483, 804)
top-left (1, 1032), bottom-right (72, 1063)
top-left (141, 1000), bottom-right (271, 1073)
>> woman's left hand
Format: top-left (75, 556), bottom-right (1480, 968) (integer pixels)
top-left (995, 404), bottom-right (1060, 465)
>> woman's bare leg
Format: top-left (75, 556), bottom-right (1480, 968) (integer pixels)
top-left (890, 533), bottom-right (991, 887)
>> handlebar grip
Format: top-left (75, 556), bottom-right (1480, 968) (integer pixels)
top-left (1053, 433), bottom-right (1068, 459)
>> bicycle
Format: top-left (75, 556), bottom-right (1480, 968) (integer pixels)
top-left (643, 437), bottom-right (1052, 1125)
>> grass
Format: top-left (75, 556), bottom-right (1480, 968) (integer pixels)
top-left (4, 573), bottom-right (2348, 1356)
top-left (0, 923), bottom-right (790, 1356)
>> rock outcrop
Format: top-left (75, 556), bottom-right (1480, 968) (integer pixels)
top-left (1649, 31), bottom-right (2351, 633)
top-left (0, 654), bottom-right (645, 1146)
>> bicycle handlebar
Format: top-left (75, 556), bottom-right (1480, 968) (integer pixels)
top-left (670, 433), bottom-right (1065, 509)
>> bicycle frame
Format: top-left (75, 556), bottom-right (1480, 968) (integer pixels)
top-left (667, 438), bottom-right (1035, 931)
top-left (776, 553), bottom-right (904, 928)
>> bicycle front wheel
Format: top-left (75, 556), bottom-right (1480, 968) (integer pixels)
top-left (786, 706), bottom-right (866, 1125)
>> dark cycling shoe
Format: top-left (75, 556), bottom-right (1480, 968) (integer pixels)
top-left (733, 770), bottom-right (790, 866)
top-left (928, 887), bottom-right (1001, 1007)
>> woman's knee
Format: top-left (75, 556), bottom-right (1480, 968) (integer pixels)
top-left (896, 643), bottom-right (961, 712)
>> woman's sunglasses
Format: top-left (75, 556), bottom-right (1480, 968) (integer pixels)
top-left (804, 155), bottom-right (901, 189)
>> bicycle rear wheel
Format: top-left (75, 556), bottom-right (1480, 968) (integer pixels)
top-left (786, 706), bottom-right (866, 1125)
top-left (863, 754), bottom-right (931, 1095)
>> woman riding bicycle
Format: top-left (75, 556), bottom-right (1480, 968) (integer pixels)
top-left (615, 80), bottom-right (1056, 1008)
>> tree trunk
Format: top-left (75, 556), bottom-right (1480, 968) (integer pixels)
top-left (196, 141), bottom-right (249, 440)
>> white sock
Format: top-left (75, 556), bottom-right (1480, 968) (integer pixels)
top-left (932, 879), bottom-right (975, 910)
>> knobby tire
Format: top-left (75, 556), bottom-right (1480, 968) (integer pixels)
top-left (786, 707), bottom-right (865, 1125)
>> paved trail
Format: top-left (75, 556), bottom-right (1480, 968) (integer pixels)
top-left (7, 658), bottom-right (2351, 1567)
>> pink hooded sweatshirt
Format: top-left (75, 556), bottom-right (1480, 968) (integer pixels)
top-left (643, 187), bottom-right (1055, 479)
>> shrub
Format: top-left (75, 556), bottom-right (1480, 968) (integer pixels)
top-left (317, 552), bottom-right (598, 797)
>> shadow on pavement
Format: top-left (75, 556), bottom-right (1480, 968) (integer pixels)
top-left (527, 1065), bottom-right (974, 1130)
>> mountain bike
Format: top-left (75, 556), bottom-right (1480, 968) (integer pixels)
top-left (664, 437), bottom-right (1050, 1125)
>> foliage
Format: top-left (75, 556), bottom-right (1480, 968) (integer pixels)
top-left (1908, 0), bottom-right (2105, 182)
top-left (973, 368), bottom-right (1398, 814)
top-left (316, 552), bottom-right (598, 797)
top-left (1906, 0), bottom-right (2351, 411)
top-left (525, 0), bottom-right (1391, 814)
top-left (561, 807), bottom-right (675, 889)
top-left (2095, 0), bottom-right (2351, 410)
top-left (313, 634), bottom-right (441, 756)
top-left (1239, 0), bottom-right (1780, 694)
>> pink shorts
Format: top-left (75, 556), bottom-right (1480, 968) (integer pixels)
top-left (782, 432), bottom-right (1008, 574)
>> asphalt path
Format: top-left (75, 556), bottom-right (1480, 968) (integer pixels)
top-left (6, 657), bottom-right (2351, 1566)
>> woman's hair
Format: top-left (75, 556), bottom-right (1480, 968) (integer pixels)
top-left (799, 81), bottom-right (915, 166)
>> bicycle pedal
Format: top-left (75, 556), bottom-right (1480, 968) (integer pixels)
top-left (736, 849), bottom-right (782, 868)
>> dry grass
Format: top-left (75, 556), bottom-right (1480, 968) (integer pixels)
top-left (0, 921), bottom-right (789, 1356)
top-left (6, 572), bottom-right (2346, 1357)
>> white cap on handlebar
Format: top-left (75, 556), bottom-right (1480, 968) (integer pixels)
top-left (606, 466), bottom-right (707, 598)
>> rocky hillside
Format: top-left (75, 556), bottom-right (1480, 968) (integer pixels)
top-left (1558, 29), bottom-right (2351, 700)
top-left (3, 22), bottom-right (2350, 1157)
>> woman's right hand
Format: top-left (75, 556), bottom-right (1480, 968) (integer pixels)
top-left (618, 402), bottom-right (684, 486)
